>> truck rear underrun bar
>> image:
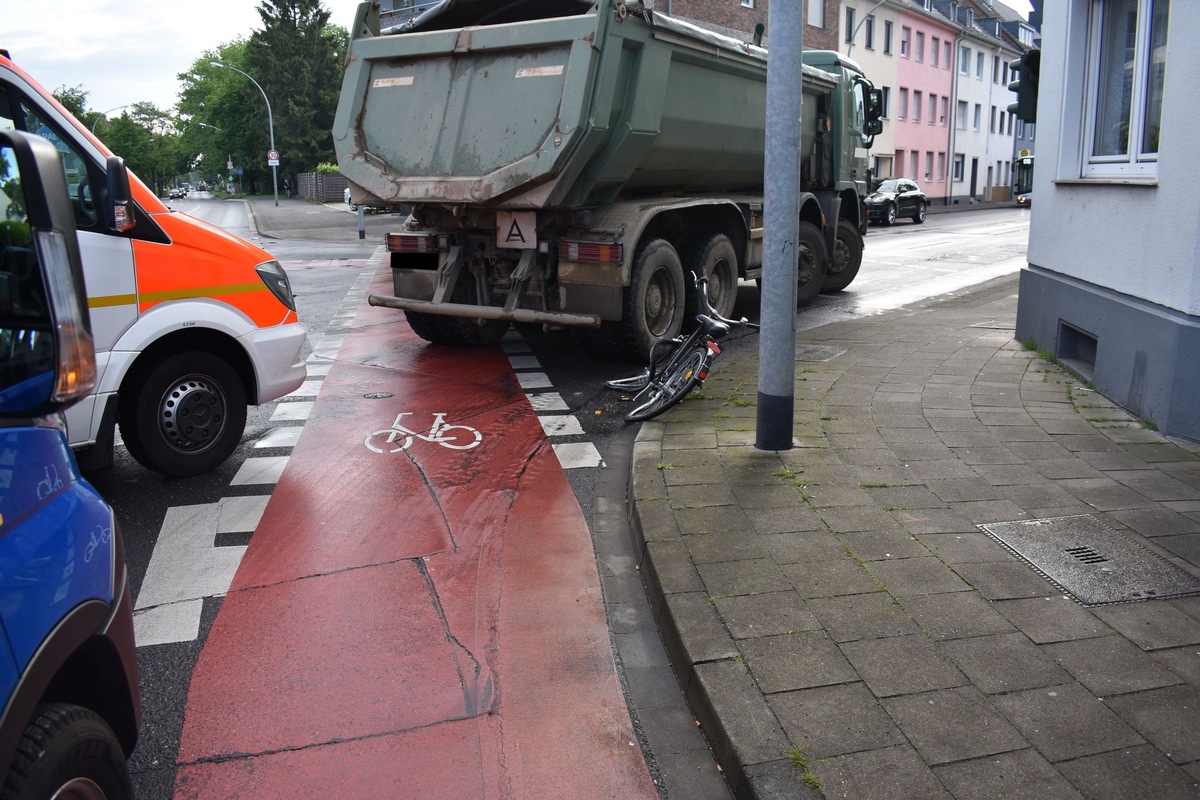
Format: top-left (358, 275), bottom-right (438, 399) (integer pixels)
top-left (367, 294), bottom-right (603, 328)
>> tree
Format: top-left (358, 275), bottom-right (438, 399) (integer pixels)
top-left (51, 85), bottom-right (93, 127)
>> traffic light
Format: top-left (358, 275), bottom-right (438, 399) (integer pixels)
top-left (1008, 50), bottom-right (1040, 123)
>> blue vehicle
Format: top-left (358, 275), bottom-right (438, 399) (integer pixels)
top-left (0, 129), bottom-right (140, 797)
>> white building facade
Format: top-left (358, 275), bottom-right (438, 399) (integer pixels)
top-left (1015, 0), bottom-right (1197, 439)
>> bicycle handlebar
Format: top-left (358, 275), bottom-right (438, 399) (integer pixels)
top-left (690, 271), bottom-right (759, 329)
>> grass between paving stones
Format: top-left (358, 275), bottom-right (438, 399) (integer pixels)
top-left (788, 747), bottom-right (823, 791)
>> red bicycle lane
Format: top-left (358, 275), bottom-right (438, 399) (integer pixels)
top-left (173, 267), bottom-right (656, 798)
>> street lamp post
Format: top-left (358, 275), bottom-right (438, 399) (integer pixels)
top-left (91, 104), bottom-right (130, 132)
top-left (209, 61), bottom-right (278, 206)
top-left (846, 0), bottom-right (890, 58)
top-left (197, 122), bottom-right (222, 132)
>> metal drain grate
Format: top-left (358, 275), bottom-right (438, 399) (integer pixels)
top-left (979, 515), bottom-right (1200, 606)
top-left (795, 345), bottom-right (847, 362)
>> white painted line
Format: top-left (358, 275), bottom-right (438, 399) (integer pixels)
top-left (134, 600), bottom-right (203, 647)
top-left (305, 362), bottom-right (332, 377)
top-left (311, 336), bottom-right (344, 360)
top-left (285, 379), bottom-right (323, 398)
top-left (538, 415), bottom-right (584, 437)
top-left (135, 504), bottom-right (248, 609)
top-left (552, 442), bottom-right (604, 469)
top-left (508, 355), bottom-right (541, 370)
top-left (216, 495), bottom-right (270, 533)
top-left (516, 372), bottom-right (552, 389)
top-left (271, 402), bottom-right (313, 421)
top-left (255, 427), bottom-right (303, 448)
top-left (231, 456), bottom-right (290, 485)
top-left (527, 393), bottom-right (569, 411)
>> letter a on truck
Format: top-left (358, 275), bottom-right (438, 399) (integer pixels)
top-left (0, 51), bottom-right (307, 476)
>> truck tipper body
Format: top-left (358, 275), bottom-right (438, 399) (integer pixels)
top-left (334, 0), bottom-right (882, 359)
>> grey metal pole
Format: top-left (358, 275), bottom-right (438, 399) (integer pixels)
top-left (211, 61), bottom-right (279, 206)
top-left (756, 0), bottom-right (803, 451)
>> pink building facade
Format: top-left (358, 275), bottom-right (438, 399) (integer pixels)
top-left (891, 7), bottom-right (956, 201)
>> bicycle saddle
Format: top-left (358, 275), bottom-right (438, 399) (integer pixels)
top-left (696, 315), bottom-right (731, 338)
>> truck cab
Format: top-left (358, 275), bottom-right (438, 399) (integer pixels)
top-left (0, 51), bottom-right (307, 477)
top-left (0, 129), bottom-right (141, 798)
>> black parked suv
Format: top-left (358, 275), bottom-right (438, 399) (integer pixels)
top-left (865, 178), bottom-right (927, 226)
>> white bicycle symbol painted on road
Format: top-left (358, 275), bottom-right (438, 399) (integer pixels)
top-left (365, 412), bottom-right (483, 453)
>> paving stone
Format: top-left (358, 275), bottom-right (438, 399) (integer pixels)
top-left (668, 482), bottom-right (738, 509)
top-left (635, 705), bottom-right (736, 800)
top-left (866, 556), bottom-right (970, 596)
top-left (745, 505), bottom-right (827, 534)
top-left (683, 531), bottom-right (769, 565)
top-left (1001, 440), bottom-right (1076, 461)
top-left (812, 744), bottom-right (952, 800)
top-left (862, 485), bottom-right (948, 509)
top-left (633, 497), bottom-right (681, 542)
top-left (807, 592), bottom-right (919, 643)
top-left (901, 591), bottom-right (1017, 640)
top-left (940, 632), bottom-right (1071, 694)
top-left (998, 482), bottom-right (1082, 509)
top-left (1151, 646), bottom-right (1200, 685)
top-left (1056, 478), bottom-right (1159, 511)
top-left (696, 557), bottom-right (792, 598)
top-left (739, 631), bottom-right (858, 693)
top-left (815, 506), bottom-right (907, 533)
top-left (839, 635), bottom-right (968, 697)
top-left (882, 685), bottom-right (1027, 765)
top-left (932, 748), bottom-right (1084, 800)
top-left (803, 483), bottom-right (876, 507)
top-left (672, 505), bottom-right (755, 536)
top-left (661, 463), bottom-right (727, 486)
top-left (1054, 745), bottom-right (1200, 799)
top-left (1105, 685), bottom-right (1200, 764)
top-left (837, 530), bottom-right (929, 561)
top-left (994, 596), bottom-right (1112, 643)
top-left (741, 758), bottom-right (821, 800)
top-left (890, 507), bottom-right (979, 535)
top-left (771, 682), bottom-right (907, 758)
top-left (1147, 534), bottom-right (1200, 567)
top-left (715, 591), bottom-right (820, 641)
top-left (952, 561), bottom-right (1055, 600)
top-left (661, 592), bottom-right (739, 665)
top-left (1108, 507), bottom-right (1200, 538)
top-left (950, 499), bottom-right (1035, 525)
top-left (973, 463), bottom-right (1053, 486)
top-left (643, 539), bottom-right (705, 595)
top-left (781, 558), bottom-right (881, 599)
top-left (1031, 459), bottom-right (1106, 480)
top-left (905, 459), bottom-right (983, 480)
top-left (1044, 634), bottom-right (1184, 695)
top-left (991, 682), bottom-right (1144, 762)
top-left (1092, 601), bottom-right (1200, 651)
top-left (688, 659), bottom-right (792, 767)
top-left (760, 531), bottom-right (847, 564)
top-left (730, 483), bottom-right (806, 509)
top-left (919, 532), bottom-right (1013, 563)
top-left (927, 478), bottom-right (1006, 503)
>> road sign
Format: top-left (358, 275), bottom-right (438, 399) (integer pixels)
top-left (268, 149), bottom-right (280, 166)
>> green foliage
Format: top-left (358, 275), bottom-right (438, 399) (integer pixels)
top-left (314, 162), bottom-right (341, 173)
top-left (51, 85), bottom-right (89, 119)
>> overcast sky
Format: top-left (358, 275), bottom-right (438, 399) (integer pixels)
top-left (6, 0), bottom-right (367, 115)
top-left (7, 0), bottom-right (1034, 118)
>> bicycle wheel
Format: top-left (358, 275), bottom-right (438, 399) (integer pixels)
top-left (435, 425), bottom-right (483, 450)
top-left (365, 429), bottom-right (412, 453)
top-left (624, 345), bottom-right (709, 423)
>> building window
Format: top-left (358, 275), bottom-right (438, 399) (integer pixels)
top-left (807, 0), bottom-right (824, 28)
top-left (944, 41), bottom-right (952, 68)
top-left (990, 105), bottom-right (997, 133)
top-left (976, 52), bottom-right (985, 79)
top-left (957, 100), bottom-right (968, 129)
top-left (937, 152), bottom-right (946, 181)
top-left (929, 94), bottom-right (937, 125)
top-left (916, 32), bottom-right (925, 62)
top-left (925, 152), bottom-right (934, 182)
top-left (913, 91), bottom-right (922, 123)
top-left (953, 153), bottom-right (965, 180)
top-left (940, 97), bottom-right (948, 125)
top-left (884, 20), bottom-right (894, 54)
top-left (974, 103), bottom-right (982, 130)
top-left (896, 149), bottom-right (906, 177)
top-left (960, 46), bottom-right (971, 74)
top-left (910, 151), bottom-right (920, 180)
top-left (993, 55), bottom-right (1001, 83)
top-left (932, 37), bottom-right (940, 67)
top-left (1000, 111), bottom-right (1007, 134)
top-left (741, 0), bottom-right (754, 6)
top-left (901, 26), bottom-right (911, 57)
top-left (1084, 0), bottom-right (1168, 178)
top-left (865, 16), bottom-right (876, 49)
top-left (899, 88), bottom-right (909, 120)
top-left (845, 7), bottom-right (856, 42)
top-left (880, 86), bottom-right (891, 118)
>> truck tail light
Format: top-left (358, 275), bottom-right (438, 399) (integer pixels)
top-left (558, 241), bottom-right (623, 264)
top-left (387, 233), bottom-right (440, 253)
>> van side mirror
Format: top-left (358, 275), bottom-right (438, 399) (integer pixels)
top-left (0, 130), bottom-right (96, 417)
top-left (105, 155), bottom-right (135, 233)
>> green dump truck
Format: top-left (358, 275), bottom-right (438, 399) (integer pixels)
top-left (334, 0), bottom-right (883, 359)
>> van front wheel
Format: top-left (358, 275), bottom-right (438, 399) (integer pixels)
top-left (120, 352), bottom-right (247, 477)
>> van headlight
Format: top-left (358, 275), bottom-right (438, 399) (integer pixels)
top-left (256, 260), bottom-right (297, 312)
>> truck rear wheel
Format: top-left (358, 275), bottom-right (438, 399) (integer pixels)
top-left (2, 703), bottom-right (133, 800)
top-left (796, 221), bottom-right (828, 307)
top-left (684, 234), bottom-right (738, 321)
top-left (823, 219), bottom-right (863, 293)
top-left (119, 351), bottom-right (247, 477)
top-left (403, 279), bottom-right (509, 346)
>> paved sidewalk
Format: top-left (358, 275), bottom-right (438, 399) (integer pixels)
top-left (630, 274), bottom-right (1200, 799)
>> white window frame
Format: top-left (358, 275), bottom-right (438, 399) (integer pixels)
top-left (953, 153), bottom-right (965, 181)
top-left (884, 20), bottom-right (894, 54)
top-left (845, 7), bottom-right (856, 42)
top-left (1081, 0), bottom-right (1168, 179)
top-left (807, 0), bottom-right (825, 28)
top-left (865, 16), bottom-right (875, 49)
top-left (959, 46), bottom-right (971, 75)
top-left (901, 26), bottom-right (911, 57)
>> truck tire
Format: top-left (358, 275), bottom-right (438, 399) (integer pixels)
top-left (403, 279), bottom-right (508, 346)
top-left (1, 703), bottom-right (133, 800)
top-left (684, 234), bottom-right (738, 321)
top-left (119, 351), bottom-right (247, 477)
top-left (796, 221), bottom-right (828, 307)
top-left (823, 219), bottom-right (863, 293)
